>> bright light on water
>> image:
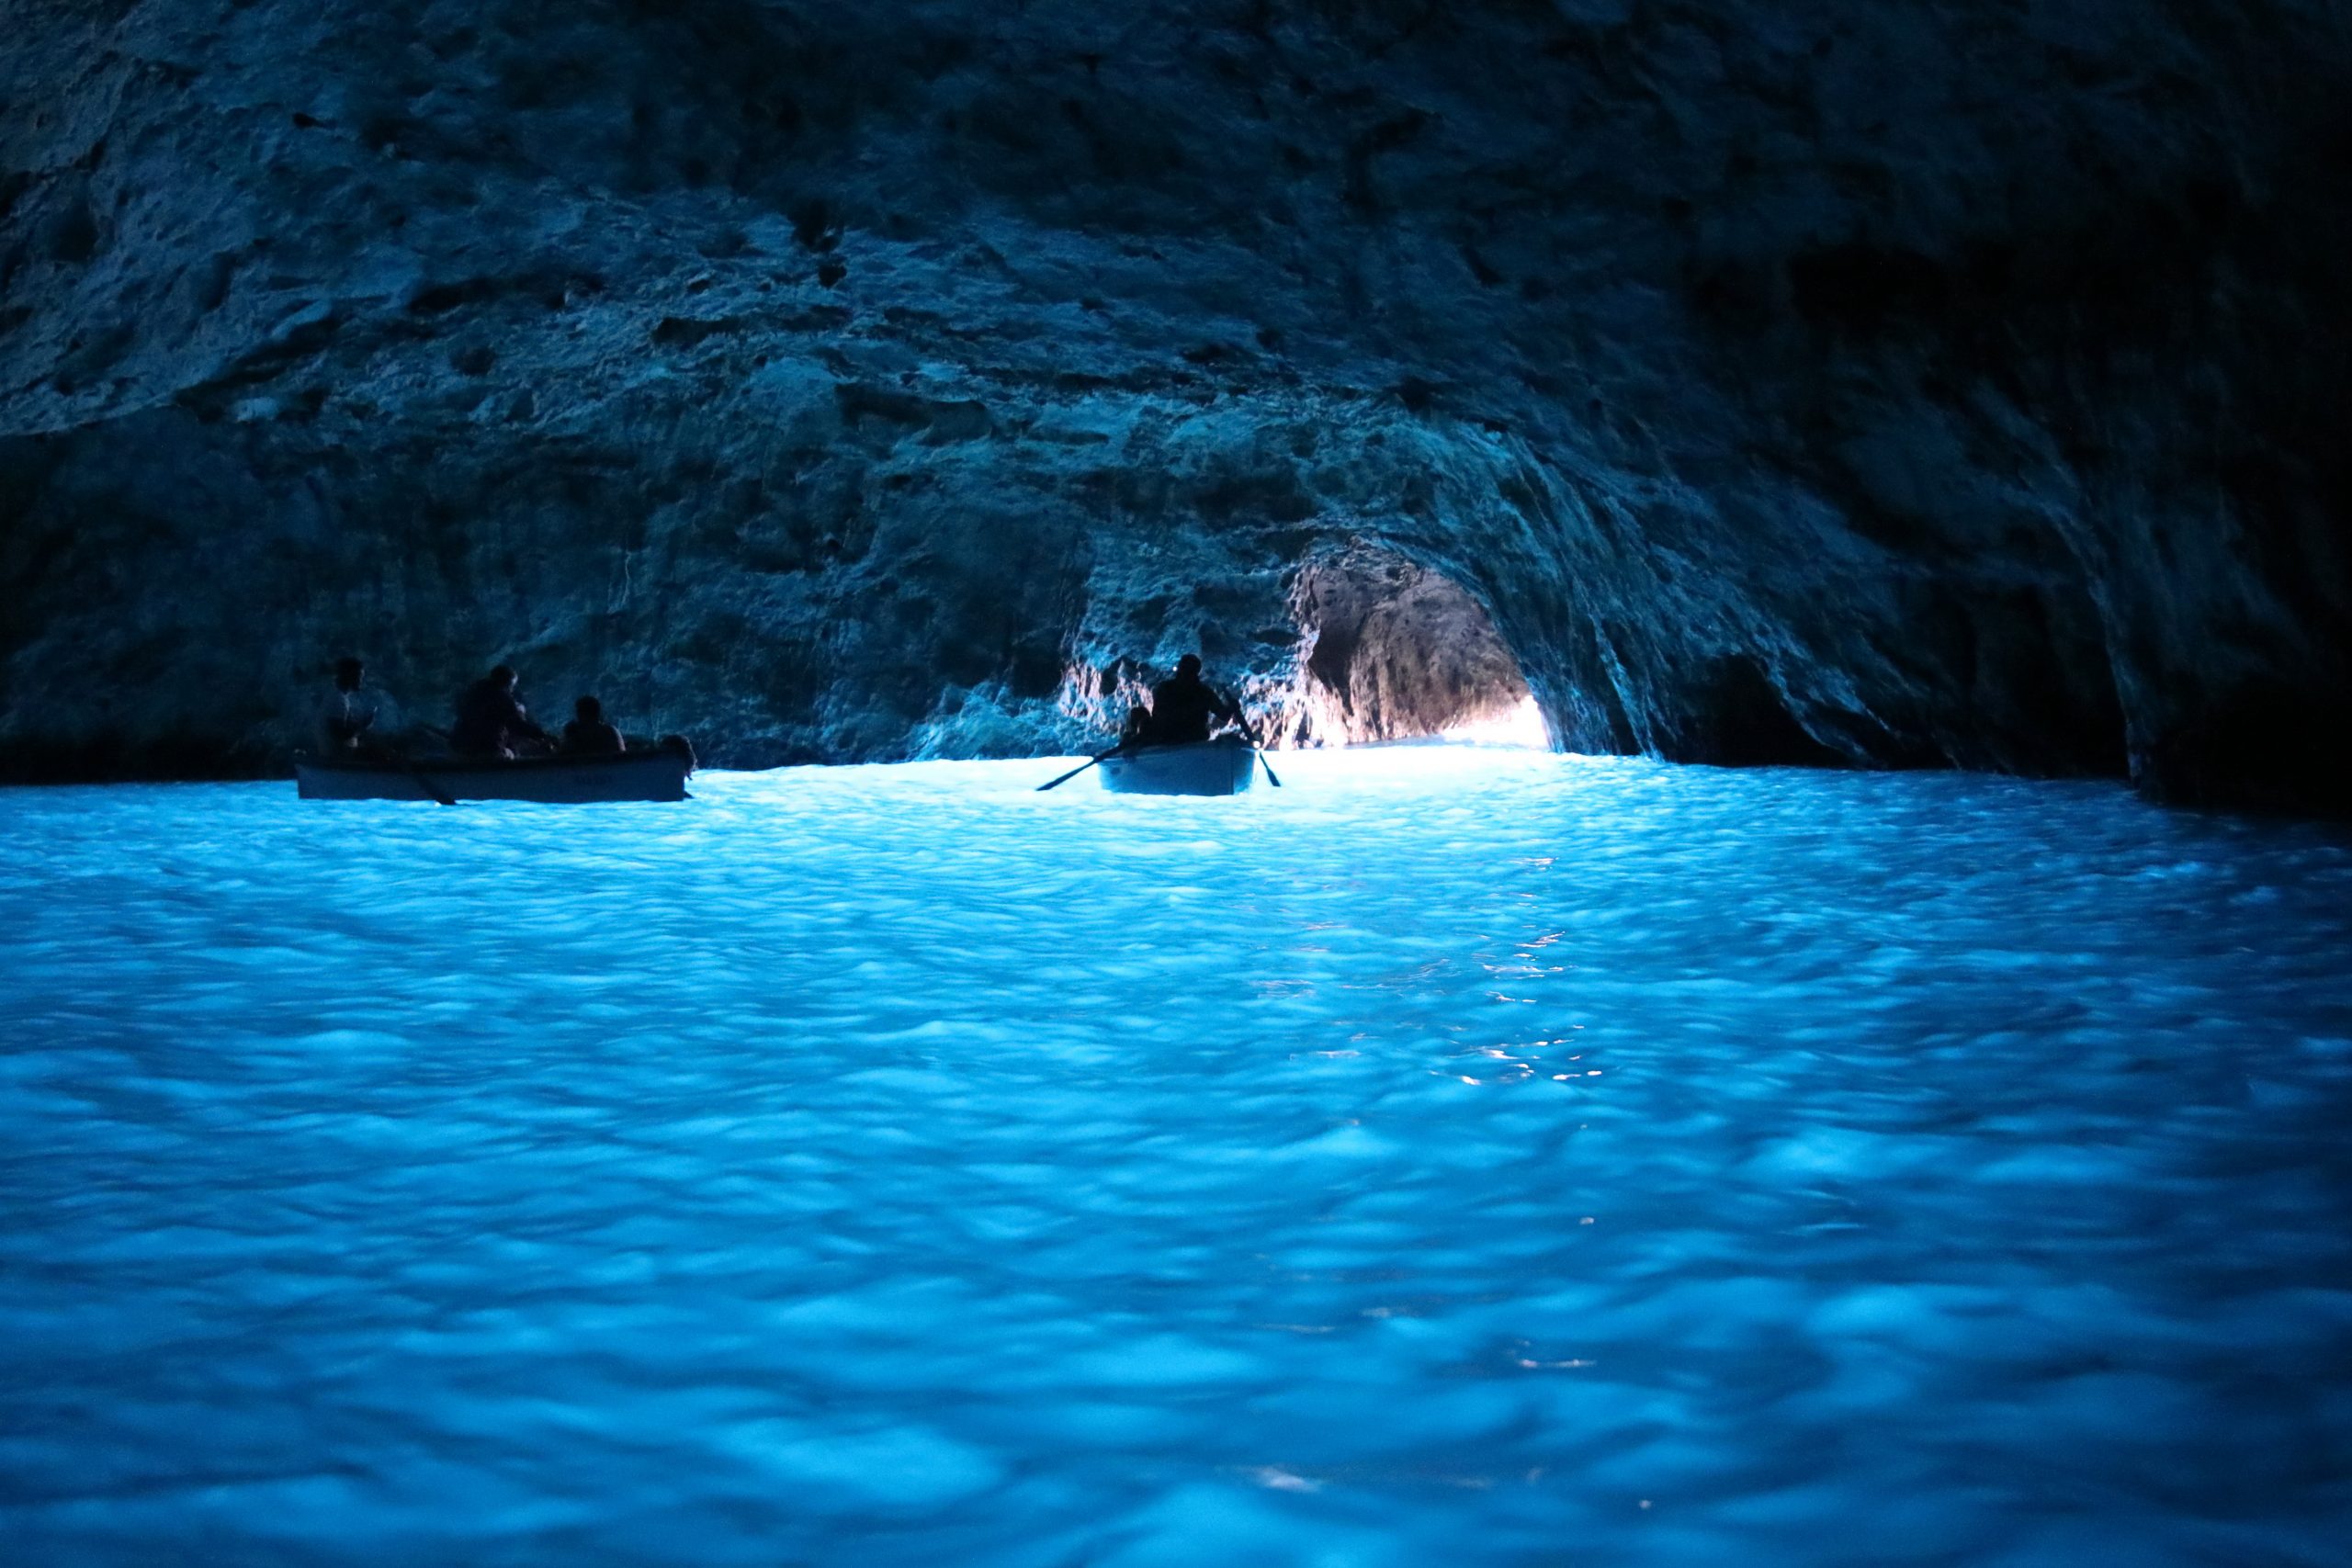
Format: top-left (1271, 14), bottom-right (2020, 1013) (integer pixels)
top-left (1439, 694), bottom-right (1551, 749)
top-left (5, 750), bottom-right (2350, 1564)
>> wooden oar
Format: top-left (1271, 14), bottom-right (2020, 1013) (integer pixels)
top-left (310, 743), bottom-right (458, 807)
top-left (382, 725), bottom-right (460, 807)
top-left (1036, 743), bottom-right (1128, 793)
top-left (410, 767), bottom-right (458, 807)
top-left (1230, 720), bottom-right (1282, 789)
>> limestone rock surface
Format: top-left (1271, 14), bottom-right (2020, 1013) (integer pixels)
top-left (2, 0), bottom-right (2347, 809)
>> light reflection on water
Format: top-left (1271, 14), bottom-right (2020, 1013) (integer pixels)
top-left (3, 750), bottom-right (2350, 1564)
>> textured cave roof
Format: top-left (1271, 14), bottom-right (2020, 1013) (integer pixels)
top-left (1, 0), bottom-right (2347, 808)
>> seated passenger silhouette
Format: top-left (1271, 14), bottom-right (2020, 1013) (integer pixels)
top-left (1144, 654), bottom-right (1241, 746)
top-left (561, 695), bottom-right (627, 756)
top-left (450, 664), bottom-right (550, 758)
top-left (319, 656), bottom-right (380, 757)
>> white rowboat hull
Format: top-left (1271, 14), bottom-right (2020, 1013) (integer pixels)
top-left (1098, 741), bottom-right (1258, 796)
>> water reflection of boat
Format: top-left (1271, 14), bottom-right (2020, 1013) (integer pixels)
top-left (296, 748), bottom-right (693, 803)
top-left (1098, 739), bottom-right (1259, 796)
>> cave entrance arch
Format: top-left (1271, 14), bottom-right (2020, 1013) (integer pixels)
top-left (1280, 545), bottom-right (1545, 748)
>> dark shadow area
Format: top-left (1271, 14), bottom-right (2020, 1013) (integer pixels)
top-left (1669, 655), bottom-right (1847, 769)
top-left (2143, 677), bottom-right (2352, 818)
top-left (0, 731), bottom-right (282, 784)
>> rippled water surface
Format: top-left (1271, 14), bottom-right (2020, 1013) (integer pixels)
top-left (5, 750), bottom-right (2351, 1565)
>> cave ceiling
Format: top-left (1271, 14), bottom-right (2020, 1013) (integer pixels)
top-left (1, 0), bottom-right (2346, 809)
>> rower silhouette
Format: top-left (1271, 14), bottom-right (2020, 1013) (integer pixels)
top-left (450, 665), bottom-right (551, 758)
top-left (1135, 654), bottom-right (1240, 745)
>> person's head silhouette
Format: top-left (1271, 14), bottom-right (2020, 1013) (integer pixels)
top-left (1176, 654), bottom-right (1202, 679)
top-left (334, 657), bottom-right (364, 692)
top-left (575, 695), bottom-right (603, 722)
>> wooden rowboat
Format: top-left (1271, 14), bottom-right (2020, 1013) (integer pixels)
top-left (1098, 739), bottom-right (1259, 796)
top-left (296, 747), bottom-right (693, 803)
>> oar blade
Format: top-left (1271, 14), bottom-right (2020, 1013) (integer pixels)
top-left (1035, 759), bottom-right (1097, 793)
top-left (1037, 743), bottom-right (1132, 793)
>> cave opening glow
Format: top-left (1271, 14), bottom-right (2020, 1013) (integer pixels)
top-left (1279, 546), bottom-right (1543, 750)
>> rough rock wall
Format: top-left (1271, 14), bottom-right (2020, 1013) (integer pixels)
top-left (2, 0), bottom-right (2346, 808)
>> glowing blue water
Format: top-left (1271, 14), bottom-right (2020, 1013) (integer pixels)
top-left (4, 750), bottom-right (2350, 1565)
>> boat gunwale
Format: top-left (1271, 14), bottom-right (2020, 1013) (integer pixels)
top-left (296, 748), bottom-right (692, 779)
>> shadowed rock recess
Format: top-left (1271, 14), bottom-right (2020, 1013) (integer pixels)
top-left (2, 1), bottom-right (2347, 809)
